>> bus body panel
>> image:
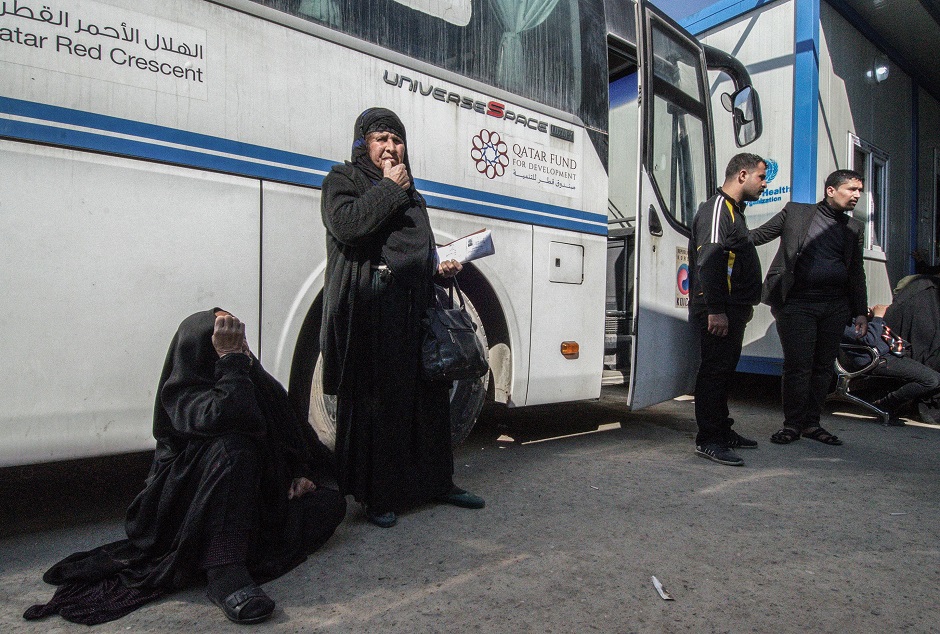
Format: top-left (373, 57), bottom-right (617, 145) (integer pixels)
top-left (524, 227), bottom-right (607, 406)
top-left (0, 140), bottom-right (260, 465)
top-left (258, 180), bottom-right (324, 385)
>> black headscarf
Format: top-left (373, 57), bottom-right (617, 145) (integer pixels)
top-left (351, 107), bottom-right (410, 180)
top-left (153, 308), bottom-right (333, 483)
top-left (350, 108), bottom-right (433, 285)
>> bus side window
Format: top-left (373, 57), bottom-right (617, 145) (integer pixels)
top-left (248, 0), bottom-right (609, 135)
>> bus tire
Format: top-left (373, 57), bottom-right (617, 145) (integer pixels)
top-left (308, 294), bottom-right (489, 451)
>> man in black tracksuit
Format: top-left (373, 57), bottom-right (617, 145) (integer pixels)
top-left (751, 170), bottom-right (869, 446)
top-left (689, 153), bottom-right (767, 466)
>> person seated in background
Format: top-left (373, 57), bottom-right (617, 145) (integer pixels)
top-left (842, 304), bottom-right (940, 425)
top-left (25, 309), bottom-right (346, 626)
top-left (884, 276), bottom-right (940, 424)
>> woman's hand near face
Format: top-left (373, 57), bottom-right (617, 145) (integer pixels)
top-left (212, 313), bottom-right (248, 357)
top-left (383, 160), bottom-right (411, 189)
top-left (437, 259), bottom-right (462, 278)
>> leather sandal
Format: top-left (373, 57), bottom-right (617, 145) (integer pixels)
top-left (210, 585), bottom-right (275, 624)
top-left (770, 427), bottom-right (801, 444)
top-left (802, 427), bottom-right (843, 445)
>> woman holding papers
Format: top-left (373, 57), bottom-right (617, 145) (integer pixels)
top-left (320, 108), bottom-right (485, 528)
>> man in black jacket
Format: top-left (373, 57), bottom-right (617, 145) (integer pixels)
top-left (689, 153), bottom-right (767, 466)
top-left (751, 170), bottom-right (869, 446)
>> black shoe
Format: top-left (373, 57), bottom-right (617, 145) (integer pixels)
top-left (365, 509), bottom-right (397, 528)
top-left (437, 486), bottom-right (485, 509)
top-left (726, 429), bottom-right (758, 448)
top-left (695, 444), bottom-right (744, 466)
top-left (872, 398), bottom-right (906, 426)
top-left (209, 585), bottom-right (275, 624)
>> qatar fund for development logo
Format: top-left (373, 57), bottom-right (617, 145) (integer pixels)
top-left (471, 130), bottom-right (508, 179)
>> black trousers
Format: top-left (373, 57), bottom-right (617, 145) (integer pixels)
top-left (693, 304), bottom-right (753, 446)
top-left (774, 299), bottom-right (851, 431)
top-left (873, 355), bottom-right (940, 409)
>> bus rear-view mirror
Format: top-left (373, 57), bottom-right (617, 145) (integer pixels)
top-left (721, 86), bottom-right (762, 147)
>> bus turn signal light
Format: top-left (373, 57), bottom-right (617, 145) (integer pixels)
top-left (560, 341), bottom-right (579, 359)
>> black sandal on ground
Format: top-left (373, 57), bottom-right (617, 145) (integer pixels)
top-left (770, 428), bottom-right (801, 444)
top-left (210, 585), bottom-right (275, 624)
top-left (802, 427), bottom-right (843, 445)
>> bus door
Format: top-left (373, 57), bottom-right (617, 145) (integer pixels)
top-left (628, 2), bottom-right (715, 409)
top-left (604, 40), bottom-right (639, 388)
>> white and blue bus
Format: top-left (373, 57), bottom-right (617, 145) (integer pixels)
top-left (0, 0), bottom-right (761, 465)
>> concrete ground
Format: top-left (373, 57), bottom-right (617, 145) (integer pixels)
top-left (2, 375), bottom-right (939, 633)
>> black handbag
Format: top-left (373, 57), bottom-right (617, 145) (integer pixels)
top-left (421, 279), bottom-right (489, 382)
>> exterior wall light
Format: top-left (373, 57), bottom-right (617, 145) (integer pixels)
top-left (866, 57), bottom-right (890, 84)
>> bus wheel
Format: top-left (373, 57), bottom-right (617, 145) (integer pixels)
top-left (307, 294), bottom-right (489, 451)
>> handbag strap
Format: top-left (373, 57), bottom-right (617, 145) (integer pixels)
top-left (446, 277), bottom-right (466, 309)
top-left (434, 277), bottom-right (467, 310)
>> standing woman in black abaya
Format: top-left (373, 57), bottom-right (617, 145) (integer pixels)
top-left (320, 108), bottom-right (484, 528)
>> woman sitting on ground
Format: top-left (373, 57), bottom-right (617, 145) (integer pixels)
top-left (25, 309), bottom-right (346, 625)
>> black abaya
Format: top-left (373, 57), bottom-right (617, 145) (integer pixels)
top-left (24, 309), bottom-right (345, 625)
top-left (320, 109), bottom-right (454, 513)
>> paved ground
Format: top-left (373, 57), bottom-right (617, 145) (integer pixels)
top-left (2, 375), bottom-right (939, 633)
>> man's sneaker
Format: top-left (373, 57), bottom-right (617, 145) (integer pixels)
top-left (695, 443), bottom-right (744, 466)
top-left (726, 429), bottom-right (758, 449)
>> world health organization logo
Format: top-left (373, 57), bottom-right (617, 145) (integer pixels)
top-left (765, 158), bottom-right (778, 182)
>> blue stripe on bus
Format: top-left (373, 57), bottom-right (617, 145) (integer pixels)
top-left (0, 118), bottom-right (325, 187)
top-left (0, 95), bottom-right (335, 173)
top-left (422, 193), bottom-right (605, 235)
top-left (0, 96), bottom-right (606, 235)
top-left (609, 73), bottom-right (638, 109)
top-left (415, 179), bottom-right (607, 226)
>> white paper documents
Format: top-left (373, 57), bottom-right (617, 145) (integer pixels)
top-left (436, 229), bottom-right (494, 264)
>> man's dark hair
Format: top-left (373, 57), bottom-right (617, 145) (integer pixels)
top-left (724, 153), bottom-right (765, 179)
top-left (825, 169), bottom-right (864, 190)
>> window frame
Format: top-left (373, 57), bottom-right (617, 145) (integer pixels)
top-left (642, 12), bottom-right (714, 232)
top-left (849, 133), bottom-right (889, 258)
